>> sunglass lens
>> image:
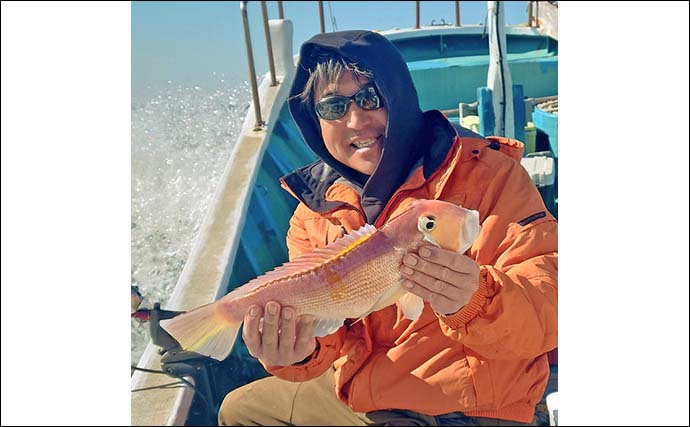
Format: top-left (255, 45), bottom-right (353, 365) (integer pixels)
top-left (316, 98), bottom-right (348, 120)
top-left (315, 85), bottom-right (381, 120)
top-left (356, 86), bottom-right (380, 110)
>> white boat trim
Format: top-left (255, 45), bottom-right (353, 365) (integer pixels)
top-left (487, 1), bottom-right (515, 138)
top-left (131, 19), bottom-right (295, 426)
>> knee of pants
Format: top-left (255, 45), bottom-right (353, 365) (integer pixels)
top-left (217, 378), bottom-right (298, 426)
top-left (217, 386), bottom-right (252, 426)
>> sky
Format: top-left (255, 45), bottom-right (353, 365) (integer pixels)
top-left (132, 1), bottom-right (531, 97)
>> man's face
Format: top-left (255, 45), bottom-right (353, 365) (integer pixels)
top-left (315, 71), bottom-right (387, 176)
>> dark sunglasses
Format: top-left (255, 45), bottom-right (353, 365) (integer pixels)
top-left (314, 85), bottom-right (382, 120)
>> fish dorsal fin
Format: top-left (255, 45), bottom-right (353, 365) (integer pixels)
top-left (311, 318), bottom-right (345, 337)
top-left (314, 223), bottom-right (378, 259)
top-left (228, 223), bottom-right (378, 299)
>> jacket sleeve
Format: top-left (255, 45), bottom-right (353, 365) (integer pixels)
top-left (262, 203), bottom-right (345, 381)
top-left (437, 157), bottom-right (558, 360)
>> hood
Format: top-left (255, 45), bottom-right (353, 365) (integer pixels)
top-left (288, 30), bottom-right (425, 223)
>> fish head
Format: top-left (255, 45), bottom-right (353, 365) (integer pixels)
top-left (413, 200), bottom-right (481, 253)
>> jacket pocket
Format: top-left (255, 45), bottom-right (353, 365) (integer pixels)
top-left (464, 347), bottom-right (494, 408)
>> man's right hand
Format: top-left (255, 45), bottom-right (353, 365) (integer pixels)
top-left (242, 301), bottom-right (317, 367)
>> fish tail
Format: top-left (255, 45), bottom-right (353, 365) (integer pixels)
top-left (161, 301), bottom-right (240, 361)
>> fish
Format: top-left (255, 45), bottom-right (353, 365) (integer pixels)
top-left (161, 199), bottom-right (481, 361)
top-left (131, 285), bottom-right (151, 322)
top-left (131, 285), bottom-right (143, 314)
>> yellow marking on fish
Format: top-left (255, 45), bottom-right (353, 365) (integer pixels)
top-left (187, 322), bottom-right (228, 353)
top-left (329, 286), bottom-right (351, 302)
top-left (328, 279), bottom-right (351, 301)
top-left (240, 227), bottom-right (377, 299)
top-left (333, 233), bottom-right (374, 258)
top-left (325, 263), bottom-right (341, 285)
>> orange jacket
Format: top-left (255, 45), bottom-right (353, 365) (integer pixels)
top-left (267, 132), bottom-right (558, 423)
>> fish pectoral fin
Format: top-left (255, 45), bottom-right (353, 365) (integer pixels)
top-left (350, 283), bottom-right (409, 325)
top-left (368, 282), bottom-right (408, 314)
top-left (459, 209), bottom-right (481, 253)
top-left (312, 318), bottom-right (345, 337)
top-left (397, 292), bottom-right (425, 321)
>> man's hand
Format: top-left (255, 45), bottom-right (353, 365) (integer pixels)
top-left (401, 245), bottom-right (480, 315)
top-left (242, 301), bottom-right (317, 367)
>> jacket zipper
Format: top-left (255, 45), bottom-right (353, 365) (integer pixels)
top-left (374, 136), bottom-right (462, 227)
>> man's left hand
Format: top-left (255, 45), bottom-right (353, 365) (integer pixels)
top-left (401, 245), bottom-right (480, 315)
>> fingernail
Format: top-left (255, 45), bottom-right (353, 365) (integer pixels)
top-left (282, 308), bottom-right (293, 320)
top-left (419, 247), bottom-right (431, 258)
top-left (267, 303), bottom-right (278, 315)
top-left (403, 281), bottom-right (413, 289)
top-left (249, 306), bottom-right (259, 317)
top-left (404, 255), bottom-right (418, 266)
top-left (402, 266), bottom-right (414, 275)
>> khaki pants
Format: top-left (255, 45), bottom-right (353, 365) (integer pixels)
top-left (217, 369), bottom-right (532, 426)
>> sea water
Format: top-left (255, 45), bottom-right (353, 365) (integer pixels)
top-left (131, 80), bottom-right (251, 364)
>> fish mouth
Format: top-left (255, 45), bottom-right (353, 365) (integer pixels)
top-left (350, 136), bottom-right (381, 149)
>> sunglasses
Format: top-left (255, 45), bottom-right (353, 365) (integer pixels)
top-left (314, 85), bottom-right (382, 120)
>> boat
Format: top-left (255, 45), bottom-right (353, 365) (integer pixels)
top-left (131, 1), bottom-right (558, 425)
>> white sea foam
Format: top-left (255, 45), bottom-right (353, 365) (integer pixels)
top-left (131, 80), bottom-right (251, 364)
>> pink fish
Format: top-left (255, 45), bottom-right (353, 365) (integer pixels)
top-left (161, 199), bottom-right (481, 361)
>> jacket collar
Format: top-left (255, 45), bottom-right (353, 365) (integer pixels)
top-left (281, 111), bottom-right (466, 216)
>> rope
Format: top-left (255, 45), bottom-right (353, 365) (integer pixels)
top-left (130, 364), bottom-right (215, 420)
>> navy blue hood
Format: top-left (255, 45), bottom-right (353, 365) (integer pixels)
top-left (287, 30), bottom-right (426, 223)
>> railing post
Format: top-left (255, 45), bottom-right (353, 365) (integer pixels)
top-left (318, 1), bottom-right (325, 33)
top-left (277, 0), bottom-right (284, 19)
top-left (240, 1), bottom-right (264, 131)
top-left (415, 1), bottom-right (420, 29)
top-left (261, 1), bottom-right (277, 86)
top-left (455, 1), bottom-right (460, 27)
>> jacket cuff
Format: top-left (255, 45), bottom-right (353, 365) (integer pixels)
top-left (438, 266), bottom-right (491, 329)
top-left (262, 338), bottom-right (333, 382)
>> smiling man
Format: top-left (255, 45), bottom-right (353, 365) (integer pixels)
top-left (312, 70), bottom-right (386, 176)
top-left (218, 30), bottom-right (558, 426)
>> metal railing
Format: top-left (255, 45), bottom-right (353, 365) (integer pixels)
top-left (261, 1), bottom-right (277, 87)
top-left (240, 1), bottom-right (478, 131)
top-left (527, 1), bottom-right (542, 28)
top-left (416, 1), bottom-right (462, 29)
top-left (241, 1), bottom-right (282, 131)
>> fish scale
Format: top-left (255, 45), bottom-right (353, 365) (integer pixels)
top-left (229, 232), bottom-right (401, 319)
top-left (293, 251), bottom-right (406, 317)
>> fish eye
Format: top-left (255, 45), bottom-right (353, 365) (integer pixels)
top-left (423, 216), bottom-right (436, 231)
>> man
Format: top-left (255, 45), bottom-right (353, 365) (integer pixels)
top-left (219, 30), bottom-right (557, 426)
